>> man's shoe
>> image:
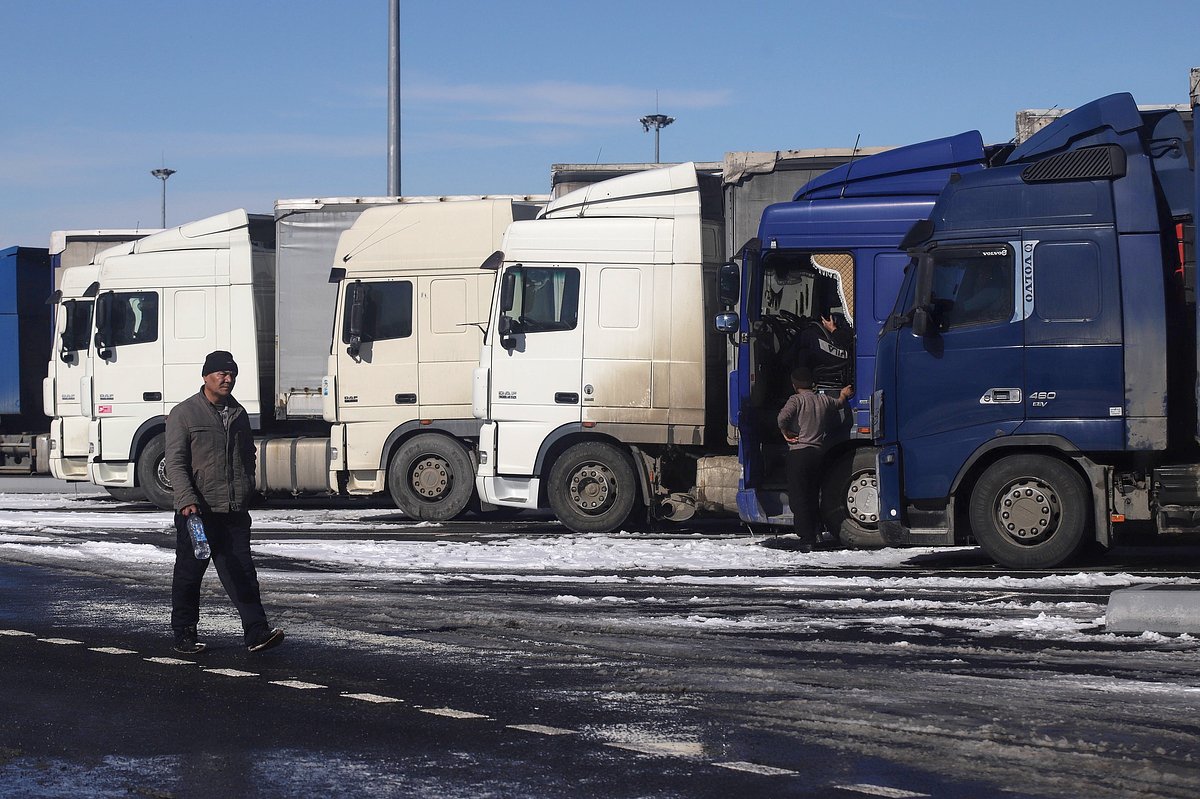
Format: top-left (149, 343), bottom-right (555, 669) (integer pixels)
top-left (247, 627), bottom-right (285, 653)
top-left (172, 626), bottom-right (206, 654)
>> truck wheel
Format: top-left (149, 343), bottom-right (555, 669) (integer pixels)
top-left (136, 434), bottom-right (175, 511)
top-left (547, 441), bottom-right (637, 534)
top-left (820, 448), bottom-right (884, 548)
top-left (968, 454), bottom-right (1090, 569)
top-left (387, 435), bottom-right (474, 521)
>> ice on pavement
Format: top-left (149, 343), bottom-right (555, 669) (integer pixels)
top-left (2, 492), bottom-right (1199, 650)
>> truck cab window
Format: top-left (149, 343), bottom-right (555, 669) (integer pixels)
top-left (502, 267), bottom-right (580, 333)
top-left (342, 280), bottom-right (413, 344)
top-left (108, 292), bottom-right (159, 346)
top-left (929, 248), bottom-right (1014, 329)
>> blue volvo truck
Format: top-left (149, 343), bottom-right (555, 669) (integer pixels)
top-left (874, 92), bottom-right (1196, 568)
top-left (718, 134), bottom-right (1004, 545)
top-left (0, 246), bottom-right (53, 473)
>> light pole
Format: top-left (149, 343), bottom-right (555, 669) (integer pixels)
top-left (639, 113), bottom-right (674, 163)
top-left (151, 167), bottom-right (176, 227)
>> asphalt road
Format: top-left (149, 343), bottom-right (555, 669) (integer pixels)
top-left (2, 493), bottom-right (1199, 798)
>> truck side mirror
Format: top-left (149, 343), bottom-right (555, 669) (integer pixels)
top-left (499, 269), bottom-right (518, 313)
top-left (714, 311), bottom-right (740, 346)
top-left (497, 314), bottom-right (517, 352)
top-left (347, 281), bottom-right (365, 357)
top-left (94, 293), bottom-right (113, 360)
top-left (912, 306), bottom-right (932, 337)
top-left (718, 262), bottom-right (740, 307)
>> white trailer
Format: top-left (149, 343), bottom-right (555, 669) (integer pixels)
top-left (473, 163), bottom-right (734, 532)
top-left (323, 197), bottom-right (545, 518)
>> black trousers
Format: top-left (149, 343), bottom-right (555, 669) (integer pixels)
top-left (172, 510), bottom-right (269, 644)
top-left (785, 447), bottom-right (824, 542)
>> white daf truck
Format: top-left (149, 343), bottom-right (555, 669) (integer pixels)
top-left (322, 197), bottom-right (544, 519)
top-left (44, 230), bottom-right (158, 491)
top-left (473, 163), bottom-right (736, 532)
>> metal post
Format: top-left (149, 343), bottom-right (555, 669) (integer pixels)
top-left (151, 168), bottom-right (176, 228)
top-left (387, 0), bottom-right (401, 196)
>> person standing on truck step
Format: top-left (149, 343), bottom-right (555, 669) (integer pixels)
top-left (777, 367), bottom-right (853, 552)
top-left (164, 350), bottom-right (284, 654)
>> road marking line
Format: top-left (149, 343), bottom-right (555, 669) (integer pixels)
top-left (206, 668), bottom-right (258, 678)
top-left (713, 761), bottom-right (798, 776)
top-left (0, 630), bottom-right (36, 637)
top-left (836, 784), bottom-right (930, 798)
top-left (144, 657), bottom-right (196, 665)
top-left (604, 741), bottom-right (705, 758)
top-left (420, 707), bottom-right (488, 720)
top-left (38, 638), bottom-right (83, 645)
top-left (341, 693), bottom-right (403, 704)
top-left (89, 647), bottom-right (138, 655)
top-left (507, 724), bottom-right (575, 736)
top-left (269, 680), bottom-right (327, 690)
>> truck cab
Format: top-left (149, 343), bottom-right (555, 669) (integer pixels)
top-left (44, 230), bottom-right (158, 488)
top-left (474, 163), bottom-right (730, 533)
top-left (875, 93), bottom-right (1194, 568)
top-left (323, 197), bottom-right (543, 519)
top-left (726, 134), bottom-right (997, 545)
top-left (45, 263), bottom-right (100, 481)
top-left (86, 211), bottom-right (276, 508)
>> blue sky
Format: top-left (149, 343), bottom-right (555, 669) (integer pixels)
top-left (1, 0), bottom-right (1196, 248)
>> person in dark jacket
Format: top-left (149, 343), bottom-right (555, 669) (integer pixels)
top-left (165, 350), bottom-right (283, 654)
top-left (777, 367), bottom-right (853, 552)
top-left (794, 314), bottom-right (853, 386)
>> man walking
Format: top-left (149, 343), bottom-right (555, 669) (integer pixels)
top-left (165, 350), bottom-right (283, 654)
top-left (777, 367), bottom-right (853, 552)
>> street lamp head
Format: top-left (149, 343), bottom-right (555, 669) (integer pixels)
top-left (151, 168), bottom-right (177, 180)
top-left (639, 114), bottom-right (675, 132)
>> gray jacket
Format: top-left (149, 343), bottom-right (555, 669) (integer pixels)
top-left (164, 389), bottom-right (256, 513)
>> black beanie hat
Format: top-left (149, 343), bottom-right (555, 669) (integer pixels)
top-left (202, 350), bottom-right (239, 376)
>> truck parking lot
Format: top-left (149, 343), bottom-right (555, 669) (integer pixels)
top-left (2, 485), bottom-right (1199, 798)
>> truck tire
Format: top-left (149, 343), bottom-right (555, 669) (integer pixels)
top-left (387, 434), bottom-right (474, 521)
top-left (104, 486), bottom-right (145, 503)
top-left (547, 441), bottom-right (637, 534)
top-left (968, 454), bottom-right (1090, 569)
top-left (136, 434), bottom-right (175, 511)
top-left (820, 448), bottom-right (884, 548)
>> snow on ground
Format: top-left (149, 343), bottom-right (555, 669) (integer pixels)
top-left (4, 492), bottom-right (1200, 650)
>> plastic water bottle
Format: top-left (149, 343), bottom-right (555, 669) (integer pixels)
top-left (186, 514), bottom-right (211, 560)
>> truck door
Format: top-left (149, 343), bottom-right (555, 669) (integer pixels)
top-left (92, 289), bottom-right (165, 460)
top-left (489, 264), bottom-right (584, 475)
top-left (1021, 233), bottom-right (1124, 428)
top-left (335, 278), bottom-right (419, 467)
top-left (892, 243), bottom-right (1024, 501)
